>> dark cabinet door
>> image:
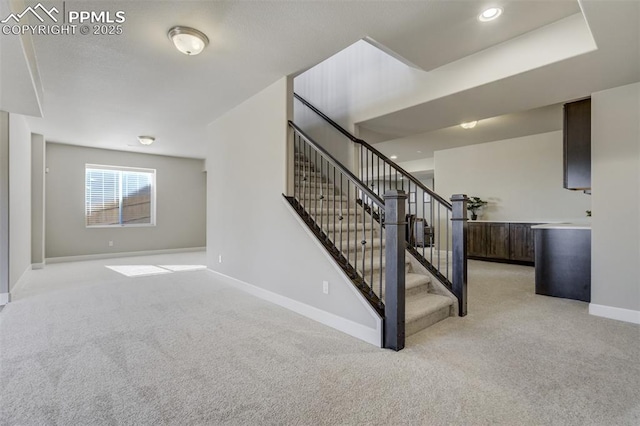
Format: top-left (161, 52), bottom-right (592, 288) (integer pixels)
top-left (467, 222), bottom-right (487, 257)
top-left (509, 223), bottom-right (537, 262)
top-left (486, 223), bottom-right (510, 259)
top-left (564, 98), bottom-right (591, 190)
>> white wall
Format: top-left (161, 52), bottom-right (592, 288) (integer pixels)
top-left (293, 15), bottom-right (595, 136)
top-left (0, 111), bottom-right (9, 302)
top-left (206, 77), bottom-right (380, 344)
top-left (31, 134), bottom-right (45, 267)
top-left (294, 40), bottom-right (410, 167)
top-left (590, 82), bottom-right (640, 321)
top-left (8, 114), bottom-right (32, 290)
top-left (45, 143), bottom-right (206, 258)
top-left (434, 131), bottom-right (591, 221)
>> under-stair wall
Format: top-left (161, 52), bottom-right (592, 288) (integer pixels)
top-left (205, 77), bottom-right (382, 346)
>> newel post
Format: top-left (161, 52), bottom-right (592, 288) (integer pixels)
top-left (450, 194), bottom-right (468, 317)
top-left (383, 190), bottom-right (407, 351)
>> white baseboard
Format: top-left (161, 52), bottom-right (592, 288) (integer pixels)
top-left (10, 264), bottom-right (32, 295)
top-left (0, 292), bottom-right (9, 305)
top-left (208, 269), bottom-right (382, 347)
top-left (281, 197), bottom-right (383, 322)
top-left (46, 247), bottom-right (206, 264)
top-left (589, 303), bottom-right (640, 325)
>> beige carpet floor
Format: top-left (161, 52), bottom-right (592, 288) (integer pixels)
top-left (1, 252), bottom-right (639, 425)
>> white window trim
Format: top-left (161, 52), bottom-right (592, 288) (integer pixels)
top-left (85, 164), bottom-right (157, 228)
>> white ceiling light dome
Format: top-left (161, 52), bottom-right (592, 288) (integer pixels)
top-left (168, 26), bottom-right (209, 55)
top-left (460, 121), bottom-right (478, 129)
top-left (138, 136), bottom-right (155, 146)
top-left (478, 7), bottom-right (503, 22)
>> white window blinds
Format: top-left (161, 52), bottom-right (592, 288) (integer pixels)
top-left (85, 165), bottom-right (156, 227)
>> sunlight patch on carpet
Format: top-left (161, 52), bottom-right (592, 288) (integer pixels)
top-left (158, 265), bottom-right (207, 272)
top-left (106, 265), bottom-right (173, 277)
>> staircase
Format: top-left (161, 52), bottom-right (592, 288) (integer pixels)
top-left (286, 94), bottom-right (468, 350)
top-left (289, 146), bottom-right (456, 340)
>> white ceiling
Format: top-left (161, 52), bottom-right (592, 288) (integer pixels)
top-left (369, 103), bottom-right (564, 163)
top-left (357, 1), bottom-right (640, 161)
top-left (3, 0), bottom-right (599, 159)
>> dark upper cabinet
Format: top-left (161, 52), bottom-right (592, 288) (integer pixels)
top-left (564, 98), bottom-right (591, 190)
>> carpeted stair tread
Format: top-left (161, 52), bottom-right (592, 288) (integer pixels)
top-left (377, 272), bottom-right (430, 297)
top-left (405, 273), bottom-right (431, 292)
top-left (405, 292), bottom-right (453, 336)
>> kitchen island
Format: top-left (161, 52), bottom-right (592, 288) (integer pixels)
top-left (532, 223), bottom-right (591, 302)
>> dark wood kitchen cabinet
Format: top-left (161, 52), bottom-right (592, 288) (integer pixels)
top-left (509, 223), bottom-right (536, 262)
top-left (486, 223), bottom-right (510, 259)
top-left (564, 98), bottom-right (591, 190)
top-left (467, 222), bottom-right (540, 265)
top-left (467, 222), bottom-right (487, 257)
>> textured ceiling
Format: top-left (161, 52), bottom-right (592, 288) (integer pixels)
top-left (18, 0), bottom-right (587, 159)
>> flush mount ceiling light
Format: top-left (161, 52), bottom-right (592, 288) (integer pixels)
top-left (478, 7), bottom-right (503, 22)
top-left (138, 136), bottom-right (155, 146)
top-left (390, 155), bottom-right (398, 160)
top-left (168, 26), bottom-right (209, 55)
top-left (460, 121), bottom-right (478, 129)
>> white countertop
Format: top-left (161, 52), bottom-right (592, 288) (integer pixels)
top-left (531, 223), bottom-right (591, 230)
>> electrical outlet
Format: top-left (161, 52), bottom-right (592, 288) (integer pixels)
top-left (218, 255), bottom-right (223, 263)
top-left (322, 281), bottom-right (329, 295)
top-left (108, 240), bottom-right (114, 247)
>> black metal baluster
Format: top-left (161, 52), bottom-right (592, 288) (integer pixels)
top-left (369, 204), bottom-right (374, 298)
top-left (379, 217), bottom-right (383, 306)
top-left (333, 165), bottom-right (336, 245)
top-left (360, 146), bottom-right (364, 183)
top-left (361, 195), bottom-right (366, 288)
top-left (320, 156), bottom-right (324, 234)
top-left (446, 209), bottom-right (450, 280)
top-left (347, 182), bottom-right (351, 268)
top-left (303, 139), bottom-right (307, 212)
top-left (438, 204), bottom-right (442, 272)
top-left (314, 150), bottom-right (318, 225)
top-left (339, 173), bottom-right (344, 257)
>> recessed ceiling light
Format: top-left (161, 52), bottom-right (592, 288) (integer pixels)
top-left (390, 155), bottom-right (398, 160)
top-left (168, 26), bottom-right (209, 55)
top-left (138, 136), bottom-right (155, 146)
top-left (478, 7), bottom-right (503, 22)
top-left (460, 121), bottom-right (478, 129)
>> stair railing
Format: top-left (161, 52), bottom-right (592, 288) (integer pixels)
top-left (285, 121), bottom-right (407, 350)
top-left (293, 93), bottom-right (468, 316)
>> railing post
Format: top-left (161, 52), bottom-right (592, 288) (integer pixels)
top-left (450, 194), bottom-right (468, 317)
top-left (384, 190), bottom-right (407, 351)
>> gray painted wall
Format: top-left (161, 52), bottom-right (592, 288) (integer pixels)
top-left (46, 143), bottom-right (206, 258)
top-left (206, 77), bottom-right (378, 330)
top-left (0, 111), bottom-right (9, 299)
top-left (591, 82), bottom-right (640, 313)
top-left (8, 114), bottom-right (32, 289)
top-left (434, 131), bottom-right (591, 222)
top-left (31, 134), bottom-right (45, 266)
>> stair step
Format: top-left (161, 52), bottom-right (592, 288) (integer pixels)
top-left (355, 254), bottom-right (411, 275)
top-left (323, 221), bottom-right (377, 232)
top-left (336, 237), bottom-right (384, 251)
top-left (296, 181), bottom-right (336, 189)
top-left (298, 194), bottom-right (348, 202)
top-left (405, 293), bottom-right (453, 337)
top-left (374, 272), bottom-right (430, 297)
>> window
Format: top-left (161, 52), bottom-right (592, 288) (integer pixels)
top-left (85, 165), bottom-right (156, 227)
